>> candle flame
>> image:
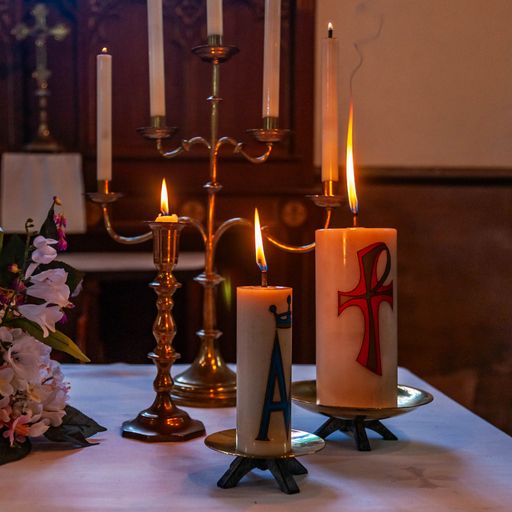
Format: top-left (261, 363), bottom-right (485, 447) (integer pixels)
top-left (254, 208), bottom-right (267, 272)
top-left (160, 178), bottom-right (169, 215)
top-left (328, 22), bottom-right (334, 38)
top-left (346, 101), bottom-right (359, 216)
top-left (101, 47), bottom-right (108, 54)
top-left (328, 22), bottom-right (334, 31)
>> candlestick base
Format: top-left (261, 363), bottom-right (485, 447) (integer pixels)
top-left (87, 191), bottom-right (124, 204)
top-left (308, 194), bottom-right (344, 209)
top-left (204, 428), bottom-right (325, 494)
top-left (291, 380), bottom-right (433, 451)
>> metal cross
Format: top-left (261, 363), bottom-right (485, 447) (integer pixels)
top-left (12, 3), bottom-right (69, 151)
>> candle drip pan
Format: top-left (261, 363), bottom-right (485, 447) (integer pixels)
top-left (205, 429), bottom-right (324, 494)
top-left (292, 380), bottom-right (433, 451)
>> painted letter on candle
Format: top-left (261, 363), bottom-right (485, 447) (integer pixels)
top-left (236, 287), bottom-right (292, 456)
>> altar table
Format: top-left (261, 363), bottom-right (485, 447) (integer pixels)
top-left (2, 364), bottom-right (510, 511)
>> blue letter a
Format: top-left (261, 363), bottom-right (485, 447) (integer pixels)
top-left (255, 332), bottom-right (290, 441)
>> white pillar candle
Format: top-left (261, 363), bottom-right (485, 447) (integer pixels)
top-left (261, 0), bottom-right (282, 119)
top-left (316, 228), bottom-right (397, 407)
top-left (236, 286), bottom-right (292, 456)
top-left (207, 0), bottom-right (223, 37)
top-left (97, 48), bottom-right (112, 181)
top-left (321, 23), bottom-right (339, 182)
top-left (147, 0), bottom-right (166, 118)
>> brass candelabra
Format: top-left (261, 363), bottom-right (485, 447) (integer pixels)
top-left (89, 36), bottom-right (343, 408)
top-left (121, 220), bottom-right (205, 441)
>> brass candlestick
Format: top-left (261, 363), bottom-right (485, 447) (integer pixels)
top-left (89, 35), bottom-right (343, 408)
top-left (122, 220), bottom-right (205, 441)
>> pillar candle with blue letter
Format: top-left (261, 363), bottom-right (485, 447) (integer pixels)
top-left (236, 209), bottom-right (293, 456)
top-left (316, 104), bottom-right (397, 408)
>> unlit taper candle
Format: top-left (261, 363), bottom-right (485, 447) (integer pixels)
top-left (147, 0), bottom-right (166, 117)
top-left (262, 0), bottom-right (282, 118)
top-left (207, 0), bottom-right (223, 37)
top-left (97, 48), bottom-right (112, 181)
top-left (321, 22), bottom-right (339, 182)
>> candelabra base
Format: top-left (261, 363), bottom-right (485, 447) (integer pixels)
top-left (172, 364), bottom-right (237, 408)
top-left (122, 406), bottom-right (205, 442)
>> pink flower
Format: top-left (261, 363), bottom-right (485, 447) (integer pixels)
top-left (26, 268), bottom-right (71, 308)
top-left (5, 333), bottom-right (51, 383)
top-left (54, 213), bottom-right (67, 252)
top-left (17, 303), bottom-right (63, 338)
top-left (25, 236), bottom-right (58, 278)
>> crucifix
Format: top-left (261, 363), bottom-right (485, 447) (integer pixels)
top-left (11, 3), bottom-right (69, 152)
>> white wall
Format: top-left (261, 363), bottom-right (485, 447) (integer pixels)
top-left (314, 0), bottom-right (512, 168)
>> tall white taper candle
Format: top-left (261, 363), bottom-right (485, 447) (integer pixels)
top-left (321, 23), bottom-right (339, 182)
top-left (147, 0), bottom-right (166, 118)
top-left (207, 0), bottom-right (223, 37)
top-left (97, 48), bottom-right (112, 181)
top-left (262, 0), bottom-right (282, 119)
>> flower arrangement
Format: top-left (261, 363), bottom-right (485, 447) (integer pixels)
top-left (0, 198), bottom-right (105, 465)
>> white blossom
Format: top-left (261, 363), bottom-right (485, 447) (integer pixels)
top-left (17, 303), bottom-right (63, 338)
top-left (26, 268), bottom-right (71, 308)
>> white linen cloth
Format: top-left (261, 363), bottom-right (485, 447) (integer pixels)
top-left (2, 365), bottom-right (510, 511)
top-left (1, 152), bottom-right (86, 233)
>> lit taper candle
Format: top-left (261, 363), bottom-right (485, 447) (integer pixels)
top-left (316, 103), bottom-right (397, 408)
top-left (262, 0), bottom-right (282, 119)
top-left (321, 22), bottom-right (339, 182)
top-left (207, 0), bottom-right (223, 37)
top-left (155, 178), bottom-right (178, 222)
top-left (236, 208), bottom-right (292, 456)
top-left (97, 47), bottom-right (112, 181)
top-left (147, 0), bottom-right (166, 118)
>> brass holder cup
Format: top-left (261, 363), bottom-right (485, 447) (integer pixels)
top-left (121, 220), bottom-right (205, 441)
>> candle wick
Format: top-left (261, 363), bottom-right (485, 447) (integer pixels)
top-left (353, 213), bottom-right (358, 227)
top-left (328, 28), bottom-right (333, 39)
top-left (261, 270), bottom-right (268, 288)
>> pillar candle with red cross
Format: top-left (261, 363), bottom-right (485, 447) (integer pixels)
top-left (315, 227), bottom-right (397, 408)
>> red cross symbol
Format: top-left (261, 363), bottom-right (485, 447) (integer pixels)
top-left (338, 242), bottom-right (393, 375)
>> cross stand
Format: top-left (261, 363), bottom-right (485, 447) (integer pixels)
top-left (314, 415), bottom-right (398, 451)
top-left (218, 456), bottom-right (308, 495)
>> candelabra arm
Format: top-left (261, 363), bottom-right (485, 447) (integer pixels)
top-left (102, 204), bottom-right (153, 245)
top-left (261, 208), bottom-right (334, 254)
top-left (213, 217), bottom-right (252, 255)
top-left (217, 136), bottom-right (273, 164)
top-left (158, 136), bottom-right (211, 159)
top-left (178, 216), bottom-right (208, 244)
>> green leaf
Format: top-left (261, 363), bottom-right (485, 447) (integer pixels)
top-left (38, 260), bottom-right (84, 295)
top-left (44, 405), bottom-right (106, 447)
top-left (0, 435), bottom-right (31, 465)
top-left (4, 317), bottom-right (90, 363)
top-left (39, 203), bottom-right (58, 240)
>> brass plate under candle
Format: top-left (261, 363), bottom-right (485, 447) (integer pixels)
top-left (205, 429), bottom-right (325, 459)
top-left (291, 381), bottom-right (433, 421)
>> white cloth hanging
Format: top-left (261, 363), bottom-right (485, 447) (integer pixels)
top-left (1, 152), bottom-right (86, 233)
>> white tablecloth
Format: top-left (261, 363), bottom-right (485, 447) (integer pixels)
top-left (3, 365), bottom-right (510, 511)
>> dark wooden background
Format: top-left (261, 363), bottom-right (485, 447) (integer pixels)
top-left (1, 0), bottom-right (511, 435)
